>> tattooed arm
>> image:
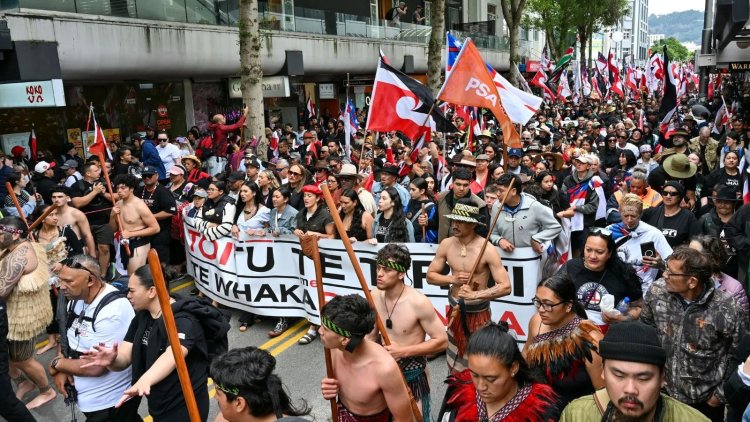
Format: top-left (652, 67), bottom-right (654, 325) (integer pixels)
top-left (0, 244), bottom-right (34, 299)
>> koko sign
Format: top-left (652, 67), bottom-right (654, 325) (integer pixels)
top-left (0, 79), bottom-right (66, 108)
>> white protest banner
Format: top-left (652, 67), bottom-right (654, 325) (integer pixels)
top-left (184, 221), bottom-right (541, 341)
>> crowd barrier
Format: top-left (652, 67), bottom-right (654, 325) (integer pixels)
top-left (183, 218), bottom-right (542, 342)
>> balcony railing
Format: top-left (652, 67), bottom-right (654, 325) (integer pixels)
top-left (2, 0), bottom-right (509, 51)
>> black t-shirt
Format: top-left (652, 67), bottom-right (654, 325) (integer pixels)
top-left (561, 258), bottom-right (642, 316)
top-left (704, 169), bottom-right (742, 200)
top-left (125, 313), bottom-right (208, 418)
top-left (68, 179), bottom-right (112, 225)
top-left (136, 185), bottom-right (177, 233)
top-left (642, 206), bottom-right (700, 248)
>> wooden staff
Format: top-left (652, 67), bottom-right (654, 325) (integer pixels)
top-left (28, 204), bottom-right (58, 232)
top-left (467, 177), bottom-right (515, 290)
top-left (96, 151), bottom-right (131, 257)
top-left (147, 249), bottom-right (201, 422)
top-left (420, 204), bottom-right (426, 242)
top-left (5, 182), bottom-right (35, 241)
top-left (298, 235), bottom-right (338, 420)
top-left (320, 184), bottom-right (423, 422)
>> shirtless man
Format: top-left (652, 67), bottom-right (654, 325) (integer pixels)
top-left (110, 174), bottom-right (159, 274)
top-left (0, 217), bottom-right (40, 421)
top-left (320, 294), bottom-right (413, 421)
top-left (426, 200), bottom-right (511, 373)
top-left (369, 244), bottom-right (447, 418)
top-left (50, 185), bottom-right (96, 256)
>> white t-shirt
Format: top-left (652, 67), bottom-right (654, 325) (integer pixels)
top-left (64, 172), bottom-right (83, 188)
top-left (157, 143), bottom-right (182, 170)
top-left (67, 284), bottom-right (135, 412)
top-left (606, 221), bottom-right (673, 295)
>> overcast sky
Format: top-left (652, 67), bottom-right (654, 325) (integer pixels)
top-left (649, 0), bottom-right (706, 16)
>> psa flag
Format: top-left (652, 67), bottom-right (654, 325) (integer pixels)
top-left (437, 38), bottom-right (519, 145)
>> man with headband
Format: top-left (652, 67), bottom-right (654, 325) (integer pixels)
top-left (561, 321), bottom-right (708, 421)
top-left (369, 244), bottom-right (447, 418)
top-left (320, 294), bottom-right (412, 421)
top-left (0, 217), bottom-right (39, 420)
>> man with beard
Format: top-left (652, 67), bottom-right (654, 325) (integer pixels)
top-left (560, 321), bottom-right (709, 421)
top-left (369, 244), bottom-right (447, 416)
top-left (0, 217), bottom-right (39, 421)
top-left (427, 201), bottom-right (511, 373)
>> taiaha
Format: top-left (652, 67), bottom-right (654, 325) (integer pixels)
top-left (298, 235), bottom-right (338, 420)
top-left (5, 181), bottom-right (36, 241)
top-left (320, 184), bottom-right (423, 422)
top-left (147, 249), bottom-right (201, 422)
top-left (420, 203), bottom-right (426, 242)
top-left (28, 204), bottom-right (58, 232)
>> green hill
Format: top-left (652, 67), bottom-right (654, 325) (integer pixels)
top-left (648, 10), bottom-right (703, 45)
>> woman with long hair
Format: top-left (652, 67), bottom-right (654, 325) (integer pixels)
top-left (534, 171), bottom-right (573, 220)
top-left (370, 187), bottom-right (414, 244)
top-left (267, 187), bottom-right (298, 237)
top-left (689, 235), bottom-right (749, 313)
top-left (194, 180), bottom-right (236, 241)
top-left (423, 174), bottom-right (438, 201)
top-left (439, 323), bottom-right (559, 421)
top-left (211, 347), bottom-right (310, 421)
top-left (31, 204), bottom-right (83, 356)
top-left (283, 163), bottom-right (309, 211)
top-left (705, 150), bottom-right (743, 201)
top-left (335, 189), bottom-right (373, 242)
top-left (524, 274), bottom-right (605, 408)
top-left (257, 169), bottom-right (279, 209)
top-left (232, 181), bottom-right (271, 240)
top-left (406, 178), bottom-right (437, 243)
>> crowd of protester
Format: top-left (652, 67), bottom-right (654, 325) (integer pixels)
top-left (1, 75), bottom-right (750, 421)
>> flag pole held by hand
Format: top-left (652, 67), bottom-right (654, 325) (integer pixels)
top-left (320, 183), bottom-right (423, 422)
top-left (5, 182), bottom-right (35, 241)
top-left (147, 249), bottom-right (201, 422)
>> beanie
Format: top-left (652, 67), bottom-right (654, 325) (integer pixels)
top-left (663, 181), bottom-right (686, 199)
top-left (598, 321), bottom-right (666, 366)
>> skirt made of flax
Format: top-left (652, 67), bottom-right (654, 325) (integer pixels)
top-left (6, 243), bottom-right (53, 341)
top-left (446, 297), bottom-right (491, 373)
top-left (337, 401), bottom-right (393, 422)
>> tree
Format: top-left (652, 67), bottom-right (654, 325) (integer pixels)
top-left (239, 0), bottom-right (265, 144)
top-left (524, 0), bottom-right (577, 59)
top-left (574, 0), bottom-right (629, 66)
top-left (651, 37), bottom-right (693, 62)
top-left (500, 0), bottom-right (528, 88)
top-left (426, 0), bottom-right (445, 95)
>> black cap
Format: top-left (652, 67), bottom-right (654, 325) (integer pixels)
top-left (227, 171), bottom-right (246, 182)
top-left (598, 321), bottom-right (666, 366)
top-left (141, 165), bottom-right (159, 175)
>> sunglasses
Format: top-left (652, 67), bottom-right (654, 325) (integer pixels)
top-left (589, 227), bottom-right (613, 237)
top-left (158, 138), bottom-right (168, 142)
top-left (662, 191), bottom-right (680, 197)
top-left (60, 257), bottom-right (97, 278)
top-left (289, 171), bottom-right (303, 176)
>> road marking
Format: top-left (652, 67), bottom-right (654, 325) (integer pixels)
top-left (270, 328), bottom-right (308, 357)
top-left (258, 319), bottom-right (308, 350)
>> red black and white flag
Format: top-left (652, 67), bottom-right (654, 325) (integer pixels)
top-left (305, 97), bottom-right (316, 120)
top-left (658, 46), bottom-right (679, 138)
top-left (27, 125), bottom-right (37, 162)
top-left (366, 57), bottom-right (454, 141)
top-left (531, 69), bottom-right (556, 102)
top-left (88, 112), bottom-right (113, 160)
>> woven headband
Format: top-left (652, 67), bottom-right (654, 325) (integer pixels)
top-left (377, 259), bottom-right (406, 273)
top-left (321, 315), bottom-right (365, 352)
top-left (0, 225), bottom-right (23, 235)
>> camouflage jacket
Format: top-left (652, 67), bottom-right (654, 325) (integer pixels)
top-left (641, 278), bottom-right (749, 404)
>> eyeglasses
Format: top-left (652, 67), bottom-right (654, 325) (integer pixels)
top-left (617, 136), bottom-right (627, 139)
top-left (662, 191), bottom-right (680, 197)
top-left (315, 168), bottom-right (327, 172)
top-left (60, 257), bottom-right (97, 278)
top-left (289, 171), bottom-right (303, 176)
top-left (532, 298), bottom-right (565, 312)
top-left (663, 268), bottom-right (691, 278)
top-left (275, 167), bottom-right (287, 172)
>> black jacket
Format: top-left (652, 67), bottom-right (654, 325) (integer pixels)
top-left (724, 333), bottom-right (750, 422)
top-left (31, 173), bottom-right (57, 205)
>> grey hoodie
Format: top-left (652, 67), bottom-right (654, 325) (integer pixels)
top-left (489, 192), bottom-right (562, 248)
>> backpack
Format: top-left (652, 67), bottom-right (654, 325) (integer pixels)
top-left (168, 295), bottom-right (230, 364)
top-left (195, 135), bottom-right (216, 160)
top-left (64, 290), bottom-right (128, 358)
top-left (386, 6), bottom-right (397, 20)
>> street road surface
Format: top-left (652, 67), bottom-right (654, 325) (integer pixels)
top-left (17, 279), bottom-right (451, 422)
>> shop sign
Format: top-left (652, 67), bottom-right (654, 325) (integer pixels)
top-left (0, 79), bottom-right (66, 108)
top-left (229, 76), bottom-right (291, 99)
top-left (157, 104), bottom-right (168, 117)
top-left (319, 83), bottom-right (336, 99)
top-left (728, 62), bottom-right (750, 72)
top-left (526, 60), bottom-right (540, 73)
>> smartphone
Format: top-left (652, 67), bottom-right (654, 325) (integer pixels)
top-left (640, 241), bottom-right (656, 258)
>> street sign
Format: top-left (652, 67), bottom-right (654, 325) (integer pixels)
top-left (229, 76), bottom-right (291, 99)
top-left (0, 79), bottom-right (65, 108)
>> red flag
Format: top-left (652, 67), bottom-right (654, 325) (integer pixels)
top-left (531, 69), bottom-right (556, 102)
top-left (437, 39), bottom-right (519, 145)
top-left (88, 115), bottom-right (112, 160)
top-left (27, 126), bottom-right (37, 162)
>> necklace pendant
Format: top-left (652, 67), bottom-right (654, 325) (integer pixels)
top-left (460, 245), bottom-right (467, 257)
top-left (386, 319), bottom-right (392, 329)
